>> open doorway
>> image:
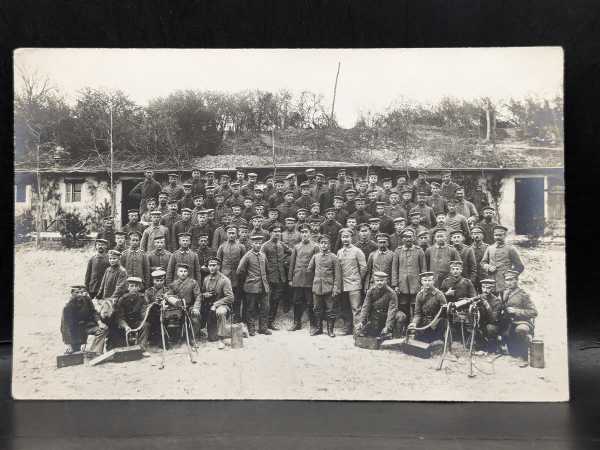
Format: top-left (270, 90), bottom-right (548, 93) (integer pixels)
top-left (515, 177), bottom-right (545, 235)
top-left (120, 178), bottom-right (144, 227)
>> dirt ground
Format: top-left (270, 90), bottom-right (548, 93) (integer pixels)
top-left (11, 244), bottom-right (568, 400)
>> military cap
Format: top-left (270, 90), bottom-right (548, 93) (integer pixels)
top-left (128, 231), bottom-right (141, 238)
top-left (207, 256), bottom-right (221, 265)
top-left (357, 223), bottom-right (370, 231)
top-left (177, 232), bottom-right (192, 238)
top-left (151, 269), bottom-right (166, 278)
top-left (318, 235), bottom-right (330, 243)
top-left (373, 271), bottom-right (389, 278)
top-left (375, 201), bottom-right (387, 206)
top-left (198, 234), bottom-right (210, 239)
top-left (268, 207), bottom-right (279, 213)
top-left (70, 284), bottom-right (87, 292)
top-left (449, 230), bottom-right (464, 236)
top-left (168, 173), bottom-right (178, 177)
top-left (284, 217), bottom-right (297, 222)
top-left (283, 190), bottom-right (295, 196)
top-left (430, 182), bottom-right (441, 188)
top-left (339, 227), bottom-right (353, 236)
top-left (167, 199), bottom-right (179, 205)
top-left (401, 189), bottom-right (413, 195)
top-left (328, 177), bottom-right (337, 182)
top-left (310, 202), bottom-right (320, 208)
top-left (205, 208), bottom-right (215, 213)
top-left (315, 172), bottom-right (325, 178)
top-left (285, 173), bottom-right (296, 180)
top-left (183, 183), bottom-right (192, 188)
top-left (95, 238), bottom-right (108, 244)
top-left (455, 186), bottom-right (465, 192)
top-left (176, 263), bottom-right (191, 270)
top-left (401, 228), bottom-right (415, 236)
top-left (103, 215), bottom-right (114, 221)
top-left (143, 165), bottom-right (154, 171)
top-left (333, 195), bottom-right (344, 201)
top-left (368, 217), bottom-right (381, 223)
top-left (480, 278), bottom-right (496, 286)
top-left (196, 209), bottom-right (209, 214)
top-left (214, 191), bottom-right (225, 197)
top-left (344, 188), bottom-right (356, 194)
top-left (447, 198), bottom-right (459, 204)
top-left (238, 223), bottom-right (249, 230)
top-left (419, 271), bottom-right (435, 278)
top-left (114, 231), bottom-right (127, 236)
top-left (269, 224), bottom-right (283, 232)
top-left (297, 208), bottom-right (309, 214)
top-left (153, 235), bottom-right (166, 241)
top-left (417, 230), bottom-right (430, 238)
top-left (298, 224), bottom-right (311, 232)
top-left (376, 233), bottom-right (390, 241)
top-left (231, 181), bottom-right (240, 187)
top-left (127, 276), bottom-right (143, 284)
top-left (145, 198), bottom-right (157, 205)
top-left (409, 211), bottom-right (422, 217)
top-left (417, 169), bottom-right (428, 174)
top-left (504, 270), bottom-right (520, 279)
top-left (253, 186), bottom-right (263, 192)
top-left (325, 207), bottom-right (336, 213)
top-left (206, 171), bottom-right (215, 176)
top-left (193, 194), bottom-right (205, 200)
top-left (493, 225), bottom-right (508, 232)
top-left (205, 185), bottom-right (216, 190)
top-left (150, 209), bottom-right (162, 216)
top-left (300, 181), bottom-right (310, 188)
top-left (433, 227), bottom-right (448, 235)
top-left (354, 197), bottom-right (366, 203)
top-left (305, 168), bottom-right (316, 174)
top-left (449, 260), bottom-right (463, 267)
top-left (251, 215), bottom-right (263, 221)
top-left (247, 172), bottom-right (258, 177)
top-left (393, 217), bottom-right (407, 223)
top-left (127, 209), bottom-right (139, 215)
top-left (337, 168), bottom-right (346, 174)
top-left (250, 235), bottom-right (264, 241)
top-left (181, 207), bottom-right (193, 214)
top-left (470, 226), bottom-right (485, 234)
top-left (221, 174), bottom-right (230, 179)
top-left (382, 178), bottom-right (392, 183)
top-left (108, 249), bottom-right (122, 257)
top-left (482, 205), bottom-right (495, 212)
top-left (416, 191), bottom-right (427, 196)
top-left (225, 225), bottom-right (238, 232)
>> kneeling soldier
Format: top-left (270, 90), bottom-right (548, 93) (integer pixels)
top-left (113, 277), bottom-right (150, 355)
top-left (196, 257), bottom-right (234, 349)
top-left (407, 272), bottom-right (448, 342)
top-left (61, 285), bottom-right (107, 354)
top-left (168, 263), bottom-right (202, 338)
top-left (477, 278), bottom-right (504, 354)
top-left (356, 272), bottom-right (406, 338)
top-left (145, 269), bottom-right (169, 346)
top-left (500, 270), bottom-right (538, 367)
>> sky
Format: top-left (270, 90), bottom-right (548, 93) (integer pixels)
top-left (14, 48), bottom-right (563, 128)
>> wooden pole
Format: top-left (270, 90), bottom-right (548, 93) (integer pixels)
top-left (330, 62), bottom-right (341, 125)
top-left (35, 143), bottom-right (41, 248)
top-left (272, 127), bottom-right (277, 178)
top-left (109, 100), bottom-right (114, 216)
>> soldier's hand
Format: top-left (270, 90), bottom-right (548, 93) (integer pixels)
top-left (446, 289), bottom-right (455, 296)
top-left (407, 323), bottom-right (416, 330)
top-left (124, 325), bottom-right (132, 333)
top-left (98, 321), bottom-right (108, 330)
top-left (505, 307), bottom-right (517, 315)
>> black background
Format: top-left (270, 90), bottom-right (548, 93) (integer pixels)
top-left (1, 1), bottom-right (599, 448)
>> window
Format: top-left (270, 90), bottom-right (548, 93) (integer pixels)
top-left (15, 184), bottom-right (26, 203)
top-left (65, 181), bottom-right (83, 203)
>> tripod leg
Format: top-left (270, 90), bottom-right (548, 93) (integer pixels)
top-left (159, 306), bottom-right (166, 370)
top-left (437, 321), bottom-right (451, 371)
top-left (183, 313), bottom-right (197, 364)
top-left (468, 316), bottom-right (477, 378)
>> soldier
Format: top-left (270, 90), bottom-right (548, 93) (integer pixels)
top-left (407, 272), bottom-right (448, 342)
top-left (470, 184), bottom-right (489, 218)
top-left (97, 216), bottom-right (117, 249)
top-left (238, 224), bottom-right (252, 252)
top-left (268, 178), bottom-right (287, 209)
top-left (367, 173), bottom-right (384, 196)
top-left (213, 192), bottom-right (232, 226)
top-left (311, 172), bottom-right (329, 203)
top-left (129, 168), bottom-right (163, 214)
top-left (406, 211), bottom-right (428, 237)
top-left (308, 202), bottom-right (325, 225)
top-left (216, 225), bottom-right (247, 323)
top-left (140, 210), bottom-right (169, 253)
top-left (120, 231), bottom-right (150, 289)
top-left (168, 263), bottom-right (202, 337)
top-left (282, 217), bottom-right (301, 248)
top-left (400, 189), bottom-right (416, 213)
top-left (295, 182), bottom-right (314, 210)
top-left (95, 249), bottom-right (128, 302)
top-left (85, 238), bottom-right (109, 299)
top-left (140, 198), bottom-right (158, 226)
top-left (308, 218), bottom-right (322, 244)
top-left (305, 168), bottom-right (316, 186)
top-left (121, 209), bottom-right (147, 237)
top-left (229, 204), bottom-right (248, 229)
top-left (204, 185), bottom-right (217, 210)
top-left (262, 208), bottom-right (282, 232)
top-left (391, 228), bottom-right (426, 321)
top-left (160, 200), bottom-right (182, 252)
top-left (454, 186), bottom-right (478, 221)
top-left (445, 198), bottom-right (471, 244)
top-left (172, 208), bottom-right (196, 250)
top-left (440, 171), bottom-right (460, 200)
top-left (241, 172), bottom-right (258, 198)
top-left (449, 230), bottom-right (477, 285)
top-left (188, 168), bottom-right (205, 198)
top-left (332, 195), bottom-right (349, 226)
top-left (113, 231), bottom-right (127, 253)
top-left (157, 191), bottom-right (169, 215)
top-left (235, 169), bottom-right (245, 186)
top-left (355, 223), bottom-right (377, 261)
top-left (146, 235), bottom-right (172, 271)
top-left (177, 183), bottom-right (195, 211)
top-left (500, 270), bottom-right (538, 367)
top-left (261, 224), bottom-right (291, 330)
top-left (110, 276), bottom-right (150, 354)
top-left (380, 178), bottom-right (394, 202)
top-left (320, 208), bottom-right (343, 252)
top-left (344, 188), bottom-right (357, 215)
top-left (410, 192), bottom-right (436, 229)
top-left (392, 175), bottom-right (412, 196)
top-left (373, 202), bottom-right (394, 235)
top-left (476, 278), bottom-right (504, 354)
top-left (190, 194), bottom-right (206, 225)
top-left (237, 235), bottom-right (270, 336)
top-left (252, 186), bottom-right (266, 207)
top-left (356, 272), bottom-right (406, 339)
top-left (426, 182), bottom-right (448, 216)
top-left (365, 233), bottom-right (394, 291)
top-left (166, 232), bottom-right (201, 284)
top-left (194, 210), bottom-right (214, 250)
top-left (350, 197), bottom-right (372, 225)
top-left (470, 226), bottom-right (489, 291)
top-left (196, 234), bottom-right (217, 282)
top-left (216, 173), bottom-right (233, 200)
top-left (211, 213), bottom-right (231, 251)
top-left (277, 190), bottom-right (298, 220)
top-left (440, 260), bottom-right (476, 305)
top-left (334, 168), bottom-right (354, 196)
top-left (336, 228), bottom-right (367, 335)
top-left (226, 182), bottom-right (245, 208)
top-left (389, 217), bottom-right (407, 251)
top-left (194, 256), bottom-right (234, 348)
top-left (425, 228), bottom-right (461, 288)
top-left (249, 215), bottom-right (270, 242)
top-left (61, 285), bottom-right (106, 354)
top-left (308, 235), bottom-right (342, 337)
top-left (205, 171), bottom-right (217, 189)
top-left (288, 225), bottom-right (319, 332)
top-left (164, 173), bottom-right (184, 203)
top-left (254, 202), bottom-right (266, 220)
top-left (480, 225), bottom-right (525, 292)
top-left (365, 190), bottom-right (379, 215)
top-left (417, 230), bottom-right (430, 254)
top-left (476, 206), bottom-right (499, 245)
top-left (429, 212), bottom-right (448, 245)
top-left (319, 177), bottom-right (338, 210)
top-left (384, 191), bottom-right (407, 221)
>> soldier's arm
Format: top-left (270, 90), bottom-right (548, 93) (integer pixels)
top-left (391, 251), bottom-right (399, 288)
top-left (384, 290), bottom-right (399, 332)
top-left (287, 248), bottom-right (297, 282)
top-left (480, 247), bottom-right (491, 270)
top-left (357, 248), bottom-right (367, 281)
top-left (214, 277), bottom-right (234, 308)
top-left (515, 291), bottom-right (538, 320)
top-left (128, 182), bottom-right (143, 198)
top-left (357, 290), bottom-right (371, 325)
top-left (364, 253), bottom-right (374, 288)
top-left (166, 254), bottom-right (176, 284)
top-left (467, 249), bottom-right (477, 282)
top-left (333, 256), bottom-right (342, 296)
top-left (84, 258), bottom-right (93, 292)
top-left (510, 246), bottom-right (525, 274)
top-left (236, 253), bottom-right (248, 277)
top-left (114, 270), bottom-right (129, 299)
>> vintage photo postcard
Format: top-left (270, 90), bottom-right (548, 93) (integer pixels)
top-left (12, 47), bottom-right (566, 400)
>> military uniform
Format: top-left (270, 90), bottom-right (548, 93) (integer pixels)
top-left (440, 180), bottom-right (460, 200)
top-left (261, 239), bottom-right (291, 326)
top-left (140, 224), bottom-right (169, 253)
top-left (120, 248), bottom-right (150, 289)
top-left (425, 244), bottom-right (461, 288)
top-left (200, 271), bottom-right (234, 341)
top-left (453, 243), bottom-right (477, 284)
top-left (166, 248), bottom-right (201, 284)
top-left (350, 209), bottom-right (372, 225)
top-left (129, 178), bottom-right (162, 214)
top-left (409, 204), bottom-right (436, 229)
top-left (384, 203), bottom-right (406, 221)
top-left (440, 274), bottom-right (476, 301)
top-left (355, 239), bottom-right (377, 261)
top-left (217, 241), bottom-right (247, 322)
top-left (444, 212), bottom-right (472, 244)
top-left (160, 211), bottom-right (182, 251)
top-left (237, 249), bottom-right (270, 334)
top-left (476, 219), bottom-right (498, 245)
top-left (113, 291), bottom-right (149, 349)
top-left (307, 250), bottom-right (343, 334)
top-left (96, 265), bottom-right (128, 300)
top-left (426, 194), bottom-right (448, 216)
top-left (501, 286), bottom-right (537, 359)
top-left (288, 240), bottom-right (319, 330)
top-left (480, 243), bottom-right (525, 292)
top-left (365, 249), bottom-right (394, 290)
top-left (60, 292), bottom-right (105, 353)
top-left (85, 253), bottom-right (109, 298)
top-left (121, 220), bottom-right (147, 237)
top-left (164, 183), bottom-right (185, 202)
top-left (411, 286), bottom-right (447, 342)
top-left (358, 284), bottom-right (405, 337)
top-left (147, 248), bottom-right (172, 271)
top-left (337, 244), bottom-right (367, 334)
top-left (320, 219), bottom-right (343, 252)
top-left (391, 244), bottom-right (426, 318)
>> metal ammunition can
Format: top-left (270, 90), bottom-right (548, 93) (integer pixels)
top-left (530, 338), bottom-right (545, 368)
top-left (231, 324), bottom-right (244, 349)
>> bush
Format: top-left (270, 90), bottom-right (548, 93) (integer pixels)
top-left (15, 210), bottom-right (35, 244)
top-left (58, 210), bottom-right (88, 248)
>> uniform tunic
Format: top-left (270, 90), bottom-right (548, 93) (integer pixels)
top-left (336, 245), bottom-right (367, 292)
top-left (365, 249), bottom-right (395, 290)
top-left (163, 183), bottom-right (185, 202)
top-left (409, 204), bottom-right (436, 229)
top-left (350, 209), bottom-right (372, 225)
top-left (358, 285), bottom-right (399, 333)
top-left (147, 248), bottom-right (172, 271)
top-left (374, 213), bottom-right (395, 235)
top-left (355, 239), bottom-right (377, 261)
top-left (481, 243), bottom-right (525, 291)
top-left (166, 248), bottom-right (201, 284)
top-left (392, 245), bottom-right (426, 294)
top-left (115, 292), bottom-right (148, 329)
top-left (282, 229), bottom-right (302, 248)
top-left (295, 194), bottom-right (313, 210)
top-left (501, 287), bottom-right (537, 330)
top-left (453, 243), bottom-right (477, 284)
top-left (97, 227), bottom-right (116, 249)
top-left (160, 212), bottom-right (182, 251)
top-left (440, 181), bottom-right (460, 199)
top-left (307, 252), bottom-right (342, 295)
top-left (85, 253), bottom-right (110, 296)
top-left (476, 219), bottom-right (498, 245)
top-left (455, 199), bottom-right (478, 220)
top-left (288, 241), bottom-right (319, 288)
top-left (168, 277), bottom-right (201, 308)
top-left (320, 220), bottom-right (343, 252)
top-left (426, 194), bottom-right (448, 216)
top-left (129, 178), bottom-right (162, 213)
top-left (121, 221), bottom-right (147, 237)
top-left (277, 202), bottom-right (298, 220)
top-left (333, 207), bottom-right (349, 226)
top-left (444, 212), bottom-right (472, 243)
top-left (471, 241), bottom-right (489, 286)
top-left (120, 248), bottom-right (150, 288)
top-left (388, 232), bottom-right (404, 252)
top-left (384, 204), bottom-right (407, 220)
top-left (202, 272), bottom-right (234, 308)
top-left (217, 241), bottom-right (247, 288)
top-left (413, 287), bottom-right (447, 327)
top-left (140, 224), bottom-right (169, 253)
top-left (61, 295), bottom-right (99, 346)
top-left (261, 240), bottom-right (290, 284)
top-left (425, 244), bottom-right (461, 287)
top-left (237, 250), bottom-right (269, 294)
top-left (440, 275), bottom-right (476, 301)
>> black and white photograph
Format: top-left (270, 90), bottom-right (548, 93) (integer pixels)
top-left (12, 47), bottom-right (566, 400)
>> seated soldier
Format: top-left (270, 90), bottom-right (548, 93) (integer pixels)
top-left (441, 260), bottom-right (477, 345)
top-left (144, 268), bottom-right (169, 346)
top-left (193, 256), bottom-right (234, 349)
top-left (112, 277), bottom-right (150, 355)
top-left (476, 278), bottom-right (504, 354)
top-left (500, 270), bottom-right (538, 367)
top-left (60, 285), bottom-right (107, 354)
top-left (407, 272), bottom-right (448, 342)
top-left (168, 263), bottom-right (202, 340)
top-left (356, 272), bottom-right (406, 339)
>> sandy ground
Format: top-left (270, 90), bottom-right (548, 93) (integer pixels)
top-left (11, 244), bottom-right (568, 400)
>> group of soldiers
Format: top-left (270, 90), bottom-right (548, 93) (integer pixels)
top-left (60, 166), bottom-right (538, 366)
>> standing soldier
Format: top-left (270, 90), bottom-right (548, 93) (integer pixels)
top-left (406, 212), bottom-right (428, 237)
top-left (454, 186), bottom-right (479, 222)
top-left (191, 195), bottom-right (206, 225)
top-left (410, 192), bottom-right (436, 229)
top-left (308, 202), bottom-right (325, 225)
top-left (129, 167), bottom-right (162, 215)
top-left (146, 235), bottom-right (172, 271)
top-left (400, 189), bottom-right (416, 214)
top-left (343, 189), bottom-right (357, 215)
top-left (350, 197), bottom-right (372, 225)
top-left (177, 183), bottom-right (195, 210)
top-left (211, 213), bottom-right (232, 251)
top-left (380, 178), bottom-right (394, 202)
top-left (391, 228), bottom-right (426, 321)
top-left (268, 178), bottom-right (287, 209)
top-left (470, 226), bottom-right (489, 291)
top-left (120, 231), bottom-right (150, 290)
top-left (311, 172), bottom-right (329, 203)
top-left (166, 232), bottom-right (201, 285)
top-left (500, 270), bottom-right (538, 367)
top-left (319, 177), bottom-right (338, 210)
top-left (157, 191), bottom-right (169, 215)
top-left (425, 228), bottom-right (461, 288)
top-left (95, 249), bottom-right (128, 302)
top-left (282, 217), bottom-right (301, 248)
top-left (188, 167), bottom-right (205, 198)
top-left (160, 200), bottom-right (182, 252)
top-left (384, 191), bottom-right (407, 221)
top-left (196, 234), bottom-right (217, 283)
top-left (307, 235), bottom-right (342, 337)
top-left (336, 228), bottom-right (367, 335)
top-left (417, 230), bottom-right (430, 254)
top-left (364, 233), bottom-right (394, 291)
top-left (355, 223), bottom-right (377, 261)
top-left (356, 272), bottom-right (406, 339)
top-left (426, 182), bottom-right (448, 216)
top-left (121, 209), bottom-right (147, 237)
top-left (216, 225), bottom-right (247, 323)
top-left (164, 173), bottom-right (184, 202)
top-left (407, 272), bottom-right (448, 343)
top-left (227, 182), bottom-right (245, 208)
top-left (288, 225), bottom-right (319, 332)
top-left (480, 225), bottom-right (525, 292)
top-left (389, 217), bottom-right (407, 251)
top-left (320, 208), bottom-right (343, 253)
top-left (241, 172), bottom-right (258, 198)
top-left (277, 190), bottom-right (299, 220)
top-left (261, 224), bottom-right (291, 330)
top-left (334, 168), bottom-right (354, 196)
top-left (373, 202), bottom-right (394, 235)
top-left (449, 230), bottom-right (477, 285)
top-left (295, 182), bottom-right (314, 210)
top-left (172, 208), bottom-right (197, 250)
top-left (213, 192), bottom-right (232, 225)
top-left (113, 231), bottom-right (127, 253)
top-left (445, 198), bottom-right (472, 244)
top-left (194, 210), bottom-right (214, 250)
top-left (332, 196), bottom-right (349, 226)
top-left (97, 216), bottom-right (117, 249)
top-left (140, 198), bottom-right (158, 226)
top-left (476, 206), bottom-right (499, 245)
top-left (412, 170), bottom-right (432, 198)
top-left (237, 235), bottom-right (270, 336)
top-left (470, 184), bottom-right (489, 218)
top-left (140, 210), bottom-right (169, 253)
top-left (85, 238), bottom-right (110, 299)
top-left (440, 171), bottom-right (460, 200)
top-left (285, 173), bottom-right (301, 199)
top-left (216, 174), bottom-right (233, 201)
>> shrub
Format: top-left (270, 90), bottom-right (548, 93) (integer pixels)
top-left (15, 209), bottom-right (35, 244)
top-left (58, 210), bottom-right (88, 248)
